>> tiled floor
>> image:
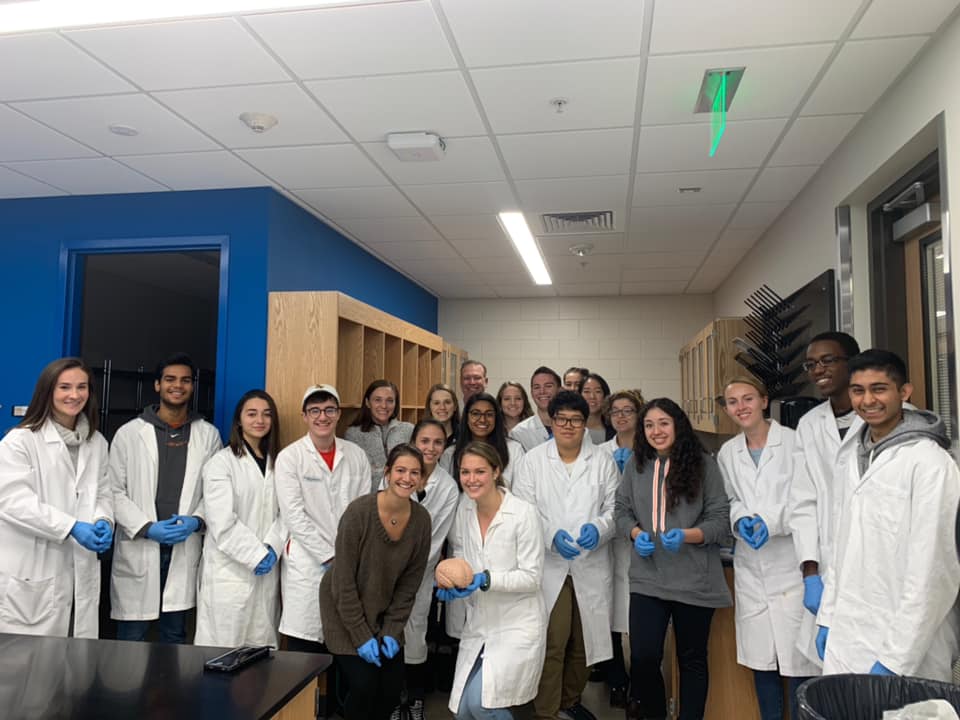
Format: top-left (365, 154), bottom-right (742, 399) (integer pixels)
top-left (424, 678), bottom-right (624, 719)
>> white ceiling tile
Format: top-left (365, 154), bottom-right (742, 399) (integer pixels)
top-left (478, 271), bottom-right (533, 286)
top-left (555, 283), bottom-right (622, 296)
top-left (307, 72), bottom-right (484, 142)
top-left (448, 234), bottom-right (515, 258)
top-left (538, 233), bottom-right (625, 257)
top-left (67, 18), bottom-right (290, 90)
top-left (296, 186), bottom-right (419, 220)
top-left (6, 157), bottom-right (167, 194)
top-left (393, 256), bottom-right (474, 275)
top-left (516, 176), bottom-right (628, 218)
top-left (769, 114), bottom-right (861, 166)
top-left (715, 227), bottom-right (763, 251)
top-left (728, 202), bottom-right (788, 230)
top-left (118, 151), bottom-right (271, 190)
top-left (631, 204), bottom-right (737, 233)
top-left (492, 284), bottom-right (557, 298)
top-left (0, 106), bottom-right (98, 162)
top-left (650, 0), bottom-right (862, 53)
top-left (472, 59), bottom-right (640, 134)
top-left (642, 44), bottom-right (833, 125)
top-left (852, 0), bottom-right (959, 38)
top-left (154, 83), bottom-right (347, 147)
top-left (626, 232), bottom-right (718, 254)
top-left (745, 165), bottom-right (819, 203)
top-left (429, 214), bottom-right (503, 239)
top-left (621, 281), bottom-right (689, 294)
top-left (633, 169), bottom-right (757, 206)
top-left (439, 0), bottom-right (645, 66)
top-left (621, 266), bottom-right (695, 283)
top-left (0, 33), bottom-right (134, 101)
top-left (12, 94), bottom-right (218, 156)
top-left (246, 2), bottom-right (456, 78)
top-left (0, 166), bottom-right (66, 198)
top-left (499, 128), bottom-right (634, 179)
top-left (618, 252), bottom-right (706, 268)
top-left (364, 137), bottom-right (504, 185)
top-left (466, 256), bottom-right (526, 274)
top-left (236, 145), bottom-right (387, 189)
top-left (370, 240), bottom-right (459, 262)
top-left (547, 254), bottom-right (624, 283)
top-left (403, 181), bottom-right (516, 215)
top-left (802, 36), bottom-right (929, 115)
top-left (685, 275), bottom-right (726, 293)
top-left (428, 283), bottom-right (497, 298)
top-left (419, 271), bottom-right (493, 287)
top-left (338, 217), bottom-right (444, 244)
top-left (636, 119), bottom-right (786, 172)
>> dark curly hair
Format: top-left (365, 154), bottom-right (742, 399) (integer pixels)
top-left (452, 392), bottom-right (511, 481)
top-left (633, 397), bottom-right (705, 509)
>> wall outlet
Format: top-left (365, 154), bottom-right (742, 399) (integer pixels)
top-left (12, 405), bottom-right (27, 417)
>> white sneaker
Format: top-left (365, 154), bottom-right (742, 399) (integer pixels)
top-left (409, 698), bottom-right (425, 720)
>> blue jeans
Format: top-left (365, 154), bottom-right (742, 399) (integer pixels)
top-left (457, 656), bottom-right (512, 719)
top-left (115, 545), bottom-right (188, 644)
top-left (753, 670), bottom-right (808, 720)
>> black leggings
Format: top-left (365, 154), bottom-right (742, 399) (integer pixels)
top-left (335, 651), bottom-right (406, 720)
top-left (629, 593), bottom-right (714, 720)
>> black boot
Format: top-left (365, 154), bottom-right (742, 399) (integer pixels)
top-left (624, 699), bottom-right (642, 720)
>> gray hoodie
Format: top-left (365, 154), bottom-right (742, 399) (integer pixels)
top-left (141, 405), bottom-right (205, 522)
top-left (856, 409), bottom-right (949, 476)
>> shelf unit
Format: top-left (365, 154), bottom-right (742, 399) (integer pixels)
top-left (266, 292), bottom-right (464, 449)
top-left (679, 317), bottom-right (747, 435)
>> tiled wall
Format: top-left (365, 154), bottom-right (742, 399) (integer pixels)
top-left (438, 295), bottom-right (715, 402)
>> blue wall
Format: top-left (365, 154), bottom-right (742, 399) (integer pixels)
top-left (0, 187), bottom-right (437, 435)
top-left (267, 193), bottom-right (437, 331)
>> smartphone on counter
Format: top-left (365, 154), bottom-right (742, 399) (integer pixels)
top-left (203, 645), bottom-right (271, 673)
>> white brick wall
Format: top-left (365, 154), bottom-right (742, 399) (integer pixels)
top-left (439, 295), bottom-right (715, 401)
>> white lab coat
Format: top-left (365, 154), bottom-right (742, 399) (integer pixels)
top-left (598, 437), bottom-right (631, 633)
top-left (194, 448), bottom-right (288, 648)
top-left (789, 401), bottom-right (864, 665)
top-left (109, 417), bottom-right (221, 620)
top-left (0, 422), bottom-right (112, 638)
top-left (447, 489), bottom-right (547, 713)
top-left (274, 435), bottom-right (371, 642)
top-left (718, 421), bottom-right (819, 676)
top-left (512, 439), bottom-right (618, 664)
top-left (817, 436), bottom-right (960, 679)
top-left (379, 464), bottom-right (459, 664)
top-left (510, 414), bottom-right (550, 452)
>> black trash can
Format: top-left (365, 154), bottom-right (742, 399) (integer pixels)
top-left (797, 674), bottom-right (960, 719)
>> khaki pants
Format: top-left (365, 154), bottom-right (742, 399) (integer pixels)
top-left (533, 575), bottom-right (588, 719)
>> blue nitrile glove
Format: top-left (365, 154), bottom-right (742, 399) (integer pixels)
top-left (92, 519), bottom-right (113, 552)
top-left (381, 635), bottom-right (400, 659)
top-left (448, 573), bottom-right (484, 599)
top-left (661, 528), bottom-right (685, 553)
top-left (748, 516), bottom-right (769, 549)
top-left (70, 521), bottom-right (102, 552)
top-left (357, 637), bottom-right (381, 667)
top-left (254, 546), bottom-right (277, 576)
top-left (576, 523), bottom-right (600, 550)
top-left (613, 447), bottom-right (632, 473)
top-left (552, 529), bottom-right (581, 560)
top-left (166, 514), bottom-right (200, 544)
top-left (816, 626), bottom-right (829, 661)
top-left (436, 587), bottom-right (456, 602)
top-left (145, 517), bottom-right (181, 544)
top-left (870, 661), bottom-right (896, 675)
top-left (634, 531), bottom-right (655, 557)
top-left (736, 516), bottom-right (754, 542)
top-left (803, 575), bottom-right (824, 615)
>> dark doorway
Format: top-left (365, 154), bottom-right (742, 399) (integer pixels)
top-left (79, 250), bottom-right (220, 441)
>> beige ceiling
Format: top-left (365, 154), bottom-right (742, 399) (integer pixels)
top-left (1, 0), bottom-right (957, 298)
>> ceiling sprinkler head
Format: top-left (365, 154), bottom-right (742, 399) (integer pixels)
top-left (568, 242), bottom-right (594, 257)
top-left (239, 112), bottom-right (279, 134)
top-left (549, 97), bottom-right (569, 114)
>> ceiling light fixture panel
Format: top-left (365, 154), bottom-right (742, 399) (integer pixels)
top-left (498, 211), bottom-right (552, 285)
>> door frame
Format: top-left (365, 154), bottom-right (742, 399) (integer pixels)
top-left (57, 235), bottom-right (230, 428)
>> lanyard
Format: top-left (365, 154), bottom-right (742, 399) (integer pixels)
top-left (651, 457), bottom-right (670, 535)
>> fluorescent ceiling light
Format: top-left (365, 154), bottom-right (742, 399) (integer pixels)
top-left (0, 1), bottom-right (394, 34)
top-left (498, 211), bottom-right (552, 286)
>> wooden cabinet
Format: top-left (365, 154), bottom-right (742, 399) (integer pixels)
top-left (266, 291), bottom-right (467, 448)
top-left (679, 318), bottom-right (747, 434)
top-left (441, 341), bottom-right (468, 392)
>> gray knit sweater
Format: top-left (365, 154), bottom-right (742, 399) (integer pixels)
top-left (344, 420), bottom-right (415, 493)
top-left (319, 492), bottom-right (431, 654)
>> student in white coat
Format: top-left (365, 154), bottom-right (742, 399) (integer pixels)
top-left (718, 377), bottom-right (817, 720)
top-left (346, 380), bottom-right (414, 492)
top-left (817, 350), bottom-right (960, 681)
top-left (510, 367), bottom-right (561, 452)
top-left (194, 390), bottom-right (287, 648)
top-left (513, 391), bottom-right (619, 720)
top-left (0, 357), bottom-right (113, 638)
top-left (443, 441), bottom-right (546, 719)
top-left (789, 331), bottom-right (862, 665)
top-left (110, 353), bottom-right (221, 643)
top-left (596, 388), bottom-right (645, 709)
top-left (275, 384), bottom-right (371, 653)
top-left (384, 419), bottom-right (459, 719)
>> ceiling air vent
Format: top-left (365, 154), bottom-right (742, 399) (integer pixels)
top-left (539, 210), bottom-right (615, 235)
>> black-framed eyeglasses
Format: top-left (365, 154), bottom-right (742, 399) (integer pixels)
top-left (468, 410), bottom-right (496, 421)
top-left (609, 408), bottom-right (637, 418)
top-left (553, 415), bottom-right (585, 428)
top-left (801, 355), bottom-right (848, 372)
top-left (305, 406), bottom-right (339, 418)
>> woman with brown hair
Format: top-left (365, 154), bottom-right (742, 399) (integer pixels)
top-left (496, 381), bottom-right (533, 434)
top-left (424, 383), bottom-right (460, 447)
top-left (346, 379), bottom-right (414, 492)
top-left (0, 357), bottom-right (113, 638)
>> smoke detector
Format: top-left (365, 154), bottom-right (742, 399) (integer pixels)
top-left (239, 112), bottom-right (278, 134)
top-left (386, 132), bottom-right (446, 162)
top-left (569, 242), bottom-right (594, 257)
